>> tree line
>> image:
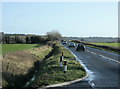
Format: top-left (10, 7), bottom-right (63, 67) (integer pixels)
top-left (1, 35), bottom-right (46, 44)
top-left (1, 30), bottom-right (62, 44)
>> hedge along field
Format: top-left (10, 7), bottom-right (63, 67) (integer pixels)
top-left (91, 43), bottom-right (120, 48)
top-left (29, 42), bottom-right (86, 88)
top-left (2, 44), bottom-right (42, 55)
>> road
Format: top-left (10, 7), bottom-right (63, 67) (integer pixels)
top-left (59, 44), bottom-right (120, 89)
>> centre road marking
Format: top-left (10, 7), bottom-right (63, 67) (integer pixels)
top-left (86, 50), bottom-right (120, 64)
top-left (86, 50), bottom-right (96, 55)
top-left (90, 52), bottom-right (96, 55)
top-left (88, 81), bottom-right (95, 88)
top-left (99, 55), bottom-right (120, 64)
top-left (86, 50), bottom-right (89, 52)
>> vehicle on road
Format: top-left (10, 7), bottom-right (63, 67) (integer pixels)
top-left (62, 41), bottom-right (67, 44)
top-left (76, 43), bottom-right (85, 51)
top-left (68, 42), bottom-right (76, 47)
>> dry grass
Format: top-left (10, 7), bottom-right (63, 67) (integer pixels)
top-left (3, 51), bottom-right (36, 74)
top-left (2, 45), bottom-right (52, 88)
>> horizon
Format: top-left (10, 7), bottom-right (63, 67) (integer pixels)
top-left (1, 32), bottom-right (118, 38)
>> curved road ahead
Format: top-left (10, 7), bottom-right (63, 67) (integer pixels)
top-left (62, 44), bottom-right (120, 89)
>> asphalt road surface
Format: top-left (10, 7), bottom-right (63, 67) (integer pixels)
top-left (59, 44), bottom-right (120, 89)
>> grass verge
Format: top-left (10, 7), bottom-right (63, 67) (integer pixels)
top-left (2, 45), bottom-right (52, 89)
top-left (29, 42), bottom-right (86, 88)
top-left (90, 43), bottom-right (120, 48)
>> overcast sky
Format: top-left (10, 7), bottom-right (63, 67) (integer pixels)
top-left (1, 2), bottom-right (118, 37)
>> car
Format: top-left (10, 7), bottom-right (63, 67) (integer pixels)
top-left (76, 43), bottom-right (85, 51)
top-left (68, 42), bottom-right (75, 47)
top-left (62, 41), bottom-right (67, 44)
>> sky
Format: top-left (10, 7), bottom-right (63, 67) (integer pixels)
top-left (1, 2), bottom-right (118, 37)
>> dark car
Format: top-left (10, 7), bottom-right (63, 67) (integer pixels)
top-left (76, 43), bottom-right (85, 51)
top-left (68, 42), bottom-right (75, 47)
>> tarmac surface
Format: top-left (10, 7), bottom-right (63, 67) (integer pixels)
top-left (47, 44), bottom-right (120, 89)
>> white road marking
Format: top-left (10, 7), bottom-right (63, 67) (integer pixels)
top-left (99, 55), bottom-right (120, 64)
top-left (87, 50), bottom-right (97, 55)
top-left (87, 46), bottom-right (120, 56)
top-left (87, 48), bottom-right (120, 64)
top-left (88, 81), bottom-right (95, 88)
top-left (86, 50), bottom-right (89, 52)
top-left (90, 52), bottom-right (96, 55)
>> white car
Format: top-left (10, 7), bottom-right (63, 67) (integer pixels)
top-left (68, 42), bottom-right (75, 47)
top-left (62, 41), bottom-right (67, 44)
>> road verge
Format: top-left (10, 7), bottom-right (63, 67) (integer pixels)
top-left (29, 41), bottom-right (86, 88)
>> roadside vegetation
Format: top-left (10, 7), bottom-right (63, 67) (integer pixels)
top-left (29, 41), bottom-right (86, 88)
top-left (91, 43), bottom-right (120, 48)
top-left (2, 42), bottom-right (86, 89)
top-left (1, 31), bottom-right (86, 89)
top-left (2, 45), bottom-right (52, 89)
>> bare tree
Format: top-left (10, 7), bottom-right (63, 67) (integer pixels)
top-left (46, 30), bottom-right (62, 41)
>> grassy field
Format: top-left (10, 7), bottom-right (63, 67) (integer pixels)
top-left (2, 44), bottom-right (42, 55)
top-left (91, 43), bottom-right (120, 48)
top-left (2, 44), bottom-right (52, 89)
top-left (2, 43), bottom-right (86, 88)
top-left (29, 42), bottom-right (86, 88)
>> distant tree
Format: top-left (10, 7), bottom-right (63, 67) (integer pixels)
top-left (30, 36), bottom-right (40, 43)
top-left (118, 38), bottom-right (120, 43)
top-left (2, 33), bottom-right (47, 44)
top-left (26, 36), bottom-right (31, 44)
top-left (14, 35), bottom-right (25, 43)
top-left (4, 36), bottom-right (10, 44)
top-left (10, 36), bottom-right (15, 44)
top-left (46, 30), bottom-right (62, 41)
top-left (30, 36), bottom-right (34, 43)
top-left (81, 39), bottom-right (84, 41)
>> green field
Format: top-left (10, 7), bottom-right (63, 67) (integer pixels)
top-left (91, 43), bottom-right (120, 48)
top-left (1, 44), bottom-right (42, 55)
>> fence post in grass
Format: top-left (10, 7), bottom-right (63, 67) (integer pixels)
top-left (60, 56), bottom-right (63, 67)
top-left (62, 52), bottom-right (64, 60)
top-left (62, 52), bottom-right (64, 56)
top-left (64, 61), bottom-right (67, 73)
